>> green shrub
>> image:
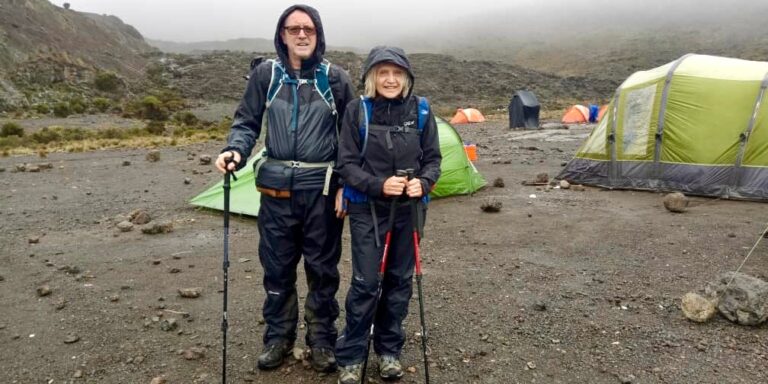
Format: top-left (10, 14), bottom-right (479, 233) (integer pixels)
top-left (34, 104), bottom-right (50, 115)
top-left (145, 121), bottom-right (165, 135)
top-left (69, 97), bottom-right (87, 114)
top-left (1, 122), bottom-right (24, 137)
top-left (94, 72), bottom-right (122, 93)
top-left (173, 111), bottom-right (199, 126)
top-left (97, 128), bottom-right (128, 140)
top-left (92, 97), bottom-right (112, 113)
top-left (31, 127), bottom-right (62, 144)
top-left (0, 135), bottom-right (25, 149)
top-left (140, 96), bottom-right (168, 121)
top-left (60, 128), bottom-right (89, 141)
top-left (53, 102), bottom-right (72, 117)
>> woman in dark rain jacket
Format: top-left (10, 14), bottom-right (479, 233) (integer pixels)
top-left (335, 46), bottom-right (441, 384)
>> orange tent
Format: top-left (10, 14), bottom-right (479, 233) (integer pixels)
top-left (561, 105), bottom-right (589, 124)
top-left (450, 108), bottom-right (486, 124)
top-left (597, 105), bottom-right (609, 122)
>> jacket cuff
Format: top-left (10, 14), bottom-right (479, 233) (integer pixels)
top-left (368, 177), bottom-right (386, 198)
top-left (220, 147), bottom-right (246, 171)
top-left (420, 179), bottom-right (432, 197)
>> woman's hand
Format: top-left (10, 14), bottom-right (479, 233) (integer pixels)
top-left (215, 151), bottom-right (241, 173)
top-left (335, 188), bottom-right (347, 219)
top-left (382, 176), bottom-right (408, 197)
top-left (406, 178), bottom-right (423, 197)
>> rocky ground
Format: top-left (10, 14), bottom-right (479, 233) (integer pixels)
top-left (1, 119), bottom-right (767, 384)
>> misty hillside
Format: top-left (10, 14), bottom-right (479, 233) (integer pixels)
top-left (0, 0), bottom-right (156, 107)
top-left (147, 37), bottom-right (363, 55)
top-left (395, 0), bottom-right (768, 83)
top-left (155, 51), bottom-right (610, 113)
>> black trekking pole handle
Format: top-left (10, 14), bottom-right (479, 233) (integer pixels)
top-left (221, 156), bottom-right (237, 384)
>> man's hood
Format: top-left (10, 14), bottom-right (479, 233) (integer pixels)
top-left (274, 4), bottom-right (325, 74)
top-left (361, 46), bottom-right (415, 91)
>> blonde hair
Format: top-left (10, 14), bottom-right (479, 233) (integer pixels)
top-left (363, 63), bottom-right (412, 98)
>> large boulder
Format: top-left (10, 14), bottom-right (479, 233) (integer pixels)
top-left (705, 272), bottom-right (768, 326)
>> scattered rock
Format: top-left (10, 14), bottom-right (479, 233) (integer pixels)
top-left (63, 334), bottom-right (80, 344)
top-left (26, 165), bottom-right (40, 172)
top-left (54, 299), bottom-right (67, 310)
top-left (109, 294), bottom-right (120, 302)
top-left (184, 177), bottom-right (191, 185)
top-left (681, 292), bottom-right (718, 323)
top-left (160, 318), bottom-right (178, 331)
top-left (122, 160), bottom-right (131, 166)
top-left (28, 236), bottom-right (40, 244)
top-left (292, 346), bottom-right (305, 360)
top-left (0, 167), bottom-right (5, 172)
top-left (182, 346), bottom-right (206, 360)
top-left (480, 200), bottom-right (502, 213)
top-left (727, 233), bottom-right (736, 238)
top-left (533, 301), bottom-right (547, 311)
top-left (492, 177), bottom-right (505, 188)
top-left (146, 150), bottom-right (161, 162)
top-left (559, 180), bottom-right (571, 189)
top-left (620, 374), bottom-right (636, 383)
top-left (169, 268), bottom-right (181, 274)
top-left (571, 184), bottom-right (586, 192)
top-left (142, 221), bottom-right (174, 235)
top-left (116, 221), bottom-right (134, 232)
top-left (535, 173), bottom-right (549, 183)
top-left (406, 366), bottom-right (417, 374)
top-left (37, 285), bottom-right (52, 297)
top-left (73, 369), bottom-right (83, 378)
top-left (560, 161), bottom-right (568, 166)
top-left (178, 288), bottom-right (202, 298)
top-left (0, 275), bottom-right (4, 282)
top-left (706, 272), bottom-right (768, 325)
top-left (15, 163), bottom-right (26, 172)
top-left (150, 377), bottom-right (167, 384)
top-left (39, 162), bottom-right (53, 169)
top-left (527, 361), bottom-right (537, 370)
top-left (663, 192), bottom-right (689, 213)
top-left (198, 155), bottom-right (212, 165)
top-left (129, 210), bottom-right (151, 225)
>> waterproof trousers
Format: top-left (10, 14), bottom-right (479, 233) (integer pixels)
top-left (335, 201), bottom-right (424, 365)
top-left (257, 188), bottom-right (343, 349)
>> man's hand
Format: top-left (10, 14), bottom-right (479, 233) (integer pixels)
top-left (334, 188), bottom-right (347, 219)
top-left (406, 178), bottom-right (423, 197)
top-left (382, 176), bottom-right (407, 197)
top-left (215, 151), bottom-right (241, 173)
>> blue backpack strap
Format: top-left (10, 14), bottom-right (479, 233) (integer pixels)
top-left (265, 59), bottom-right (287, 108)
top-left (417, 96), bottom-right (430, 131)
top-left (342, 96), bottom-right (374, 204)
top-left (314, 60), bottom-right (336, 114)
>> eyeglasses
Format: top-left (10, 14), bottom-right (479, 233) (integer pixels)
top-left (283, 26), bottom-right (316, 36)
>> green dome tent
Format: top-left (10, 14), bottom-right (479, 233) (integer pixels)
top-left (190, 117), bottom-right (485, 216)
top-left (558, 54), bottom-right (768, 200)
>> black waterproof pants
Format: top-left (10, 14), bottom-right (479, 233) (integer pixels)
top-left (335, 201), bottom-right (423, 366)
top-left (257, 188), bottom-right (343, 349)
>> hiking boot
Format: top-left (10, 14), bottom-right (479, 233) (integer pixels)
top-left (337, 364), bottom-right (362, 384)
top-left (310, 347), bottom-right (338, 372)
top-left (378, 355), bottom-right (404, 381)
top-left (257, 340), bottom-right (293, 370)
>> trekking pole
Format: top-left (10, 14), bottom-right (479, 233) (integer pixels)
top-left (221, 157), bottom-right (238, 384)
top-left (406, 169), bottom-right (430, 384)
top-left (361, 170), bottom-right (406, 381)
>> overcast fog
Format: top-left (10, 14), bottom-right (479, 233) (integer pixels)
top-left (49, 0), bottom-right (767, 48)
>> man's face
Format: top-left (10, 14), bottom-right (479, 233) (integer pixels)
top-left (280, 11), bottom-right (317, 63)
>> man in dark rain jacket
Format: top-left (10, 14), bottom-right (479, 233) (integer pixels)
top-left (215, 4), bottom-right (354, 373)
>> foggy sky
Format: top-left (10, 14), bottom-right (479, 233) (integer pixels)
top-left (48, 0), bottom-right (766, 47)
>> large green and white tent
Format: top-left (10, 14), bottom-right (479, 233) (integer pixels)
top-left (558, 54), bottom-right (768, 200)
top-left (190, 117), bottom-right (485, 216)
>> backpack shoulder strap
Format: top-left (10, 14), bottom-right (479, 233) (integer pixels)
top-left (417, 96), bottom-right (430, 131)
top-left (265, 59), bottom-right (286, 108)
top-left (314, 60), bottom-right (336, 113)
top-left (358, 96), bottom-right (373, 160)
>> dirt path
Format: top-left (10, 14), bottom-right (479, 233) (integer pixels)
top-left (1, 121), bottom-right (767, 384)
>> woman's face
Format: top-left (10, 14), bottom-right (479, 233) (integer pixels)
top-left (375, 63), bottom-right (406, 99)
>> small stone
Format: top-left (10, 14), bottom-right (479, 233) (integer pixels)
top-left (663, 192), bottom-right (689, 213)
top-left (681, 292), bottom-right (717, 323)
top-left (183, 347), bottom-right (205, 360)
top-left (184, 177), bottom-right (191, 185)
top-left (492, 177), bottom-right (505, 188)
top-left (122, 160), bottom-right (131, 166)
top-left (64, 334), bottom-right (80, 344)
top-left (73, 369), bottom-right (83, 378)
top-left (620, 374), bottom-right (636, 383)
top-left (292, 346), bottom-right (305, 360)
top-left (533, 301), bottom-right (547, 311)
top-left (169, 268), bottom-right (181, 274)
top-left (37, 285), bottom-right (52, 297)
top-left (150, 376), bottom-right (167, 384)
top-left (571, 184), bottom-right (586, 191)
top-left (28, 236), bottom-right (40, 244)
top-left (406, 366), bottom-right (417, 374)
top-left (116, 221), bottom-right (133, 232)
top-left (142, 221), bottom-right (174, 235)
top-left (129, 210), bottom-right (151, 225)
top-left (527, 361), bottom-right (536, 369)
top-left (152, 259), bottom-right (162, 265)
top-left (559, 180), bottom-right (571, 189)
top-left (535, 173), bottom-right (549, 183)
top-left (54, 299), bottom-right (67, 310)
top-left (198, 155), bottom-right (212, 165)
top-left (26, 165), bottom-right (40, 172)
top-left (480, 200), bottom-right (502, 213)
top-left (178, 288), bottom-right (202, 298)
top-left (160, 318), bottom-right (178, 331)
top-left (109, 295), bottom-right (120, 302)
top-left (146, 150), bottom-right (161, 162)
top-left (727, 233), bottom-right (736, 238)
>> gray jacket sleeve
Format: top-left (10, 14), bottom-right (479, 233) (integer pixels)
top-left (221, 61), bottom-right (271, 170)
